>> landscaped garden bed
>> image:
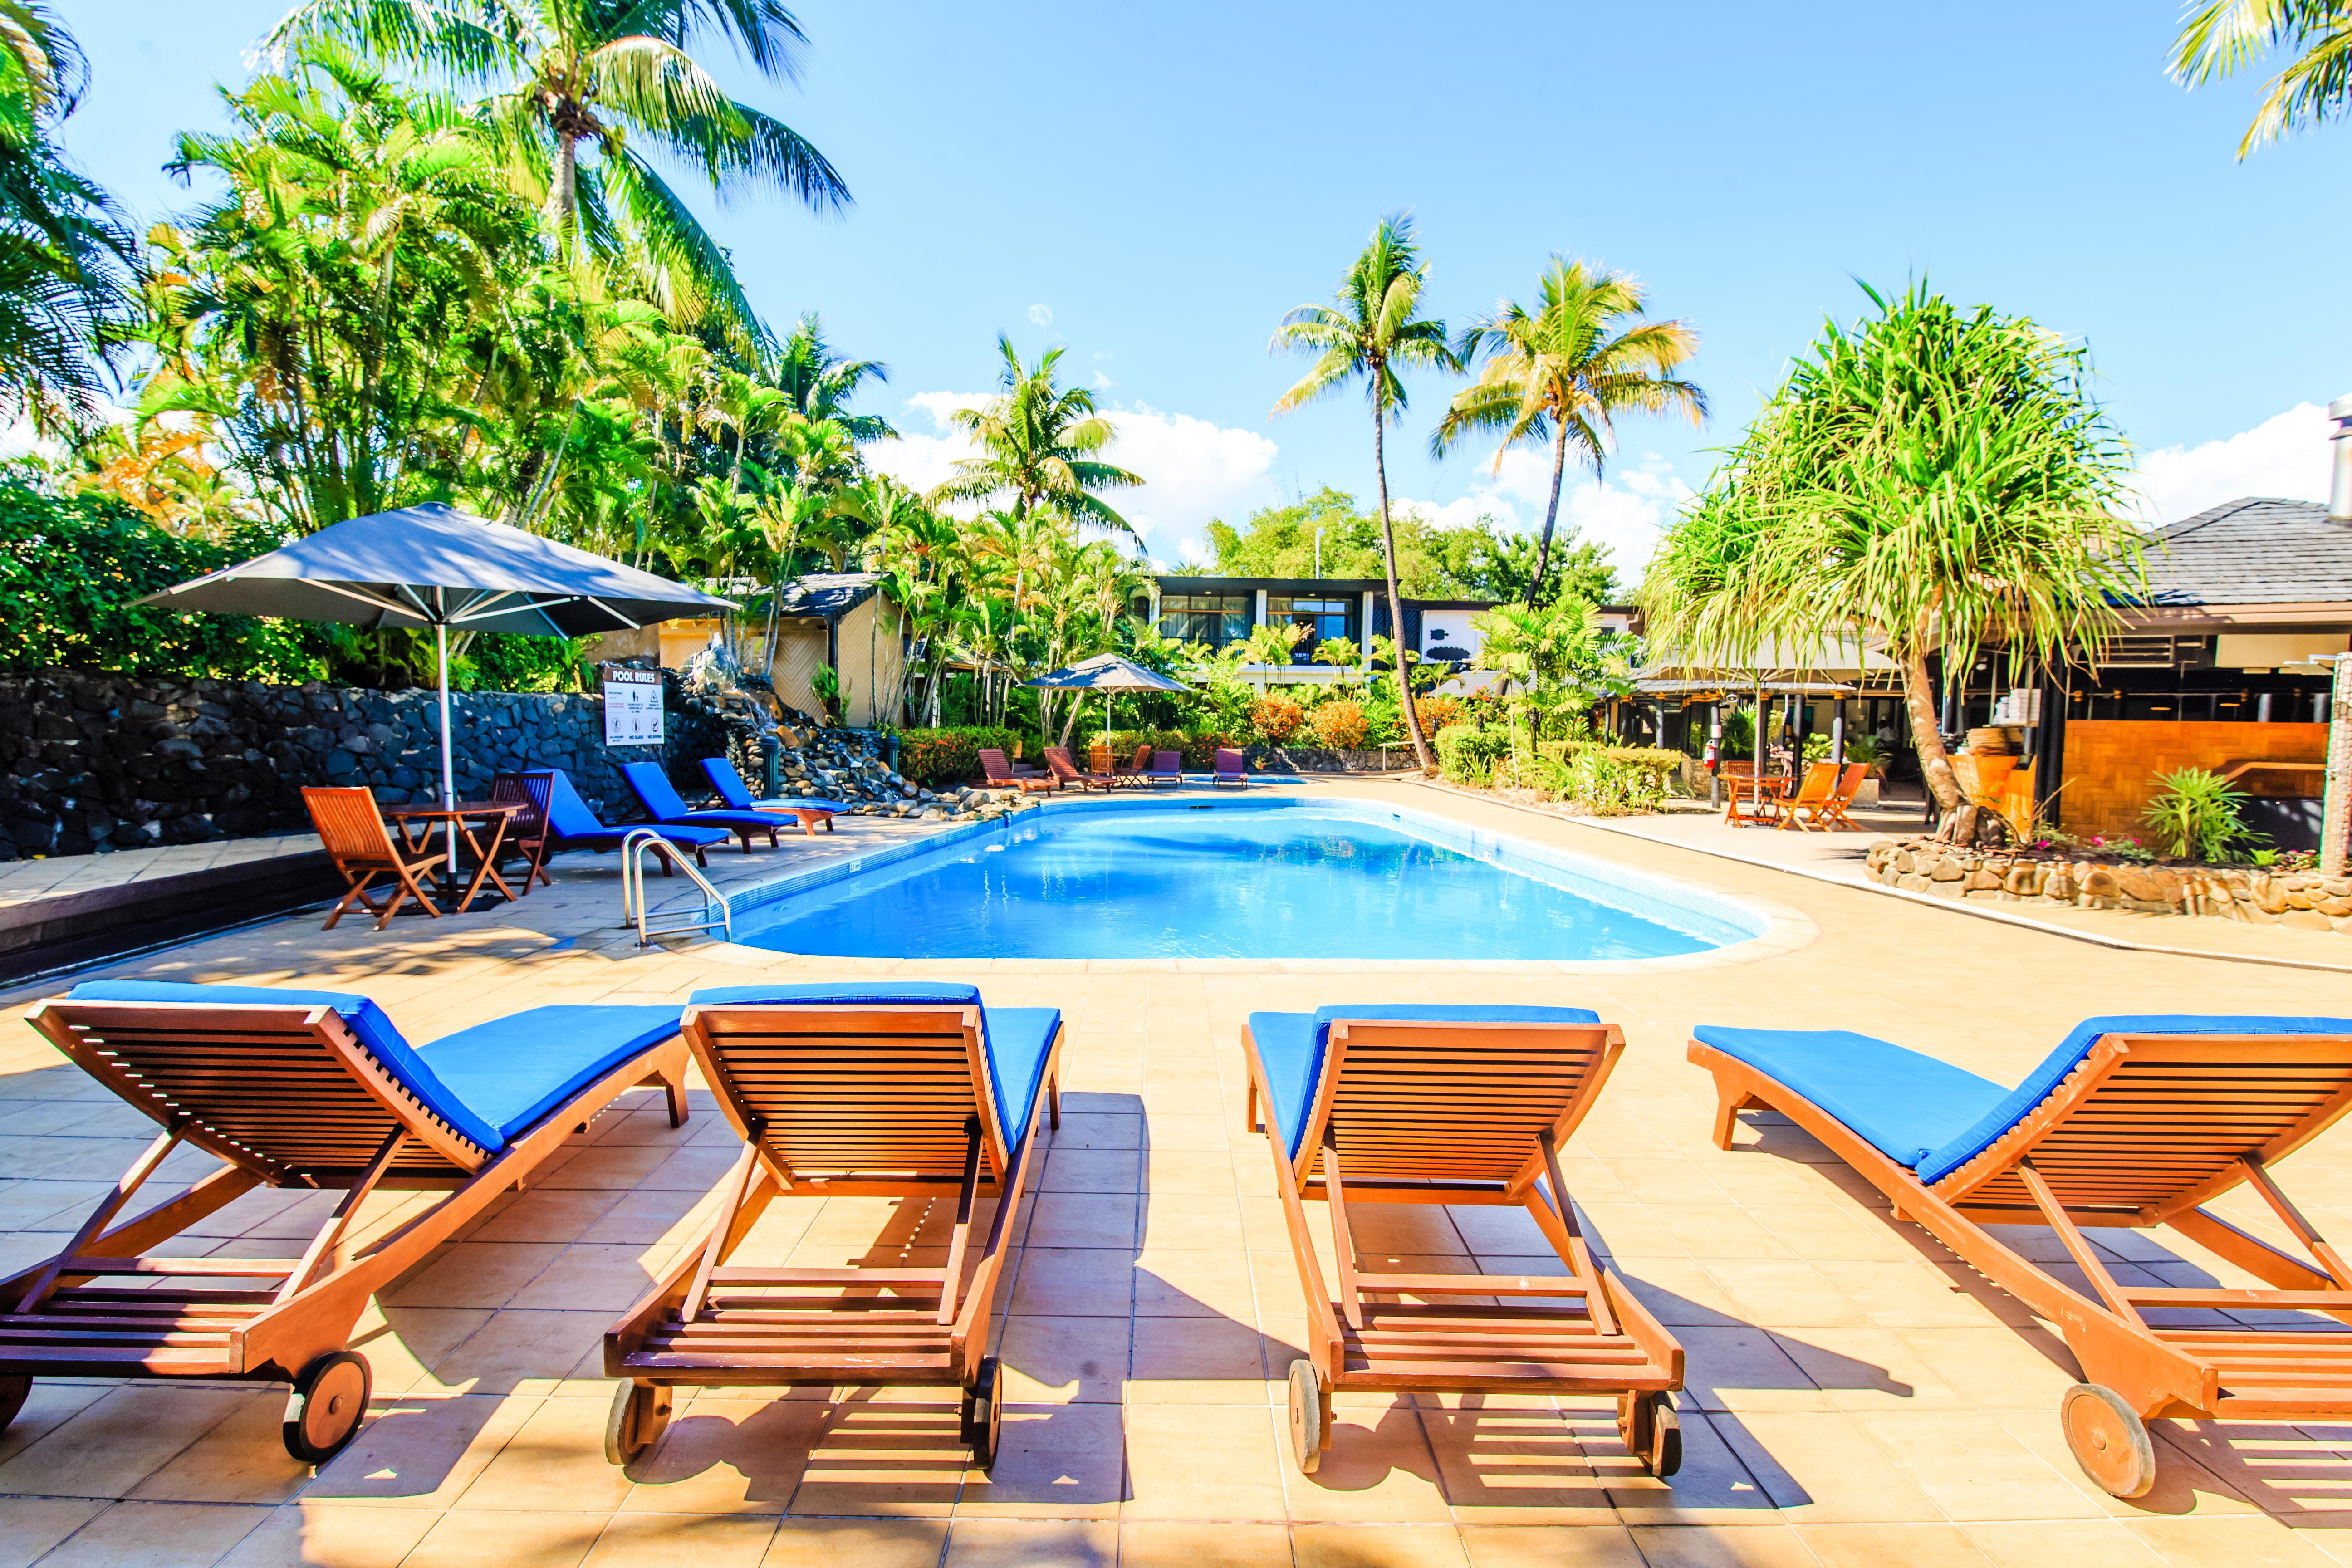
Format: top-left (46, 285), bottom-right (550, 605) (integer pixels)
top-left (1865, 837), bottom-right (2352, 933)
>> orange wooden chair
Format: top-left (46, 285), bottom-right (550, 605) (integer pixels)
top-left (1690, 1013), bottom-right (2352, 1498)
top-left (13, 981), bottom-right (688, 1464)
top-left (1817, 762), bottom-right (1873, 830)
top-left (1043, 745), bottom-right (1115, 791)
top-left (1241, 1004), bottom-right (1684, 1477)
top-left (1774, 761), bottom-right (1841, 832)
top-left (980, 748), bottom-right (1057, 794)
top-left (603, 983), bottom-right (1062, 1472)
top-left (302, 785), bottom-right (442, 930)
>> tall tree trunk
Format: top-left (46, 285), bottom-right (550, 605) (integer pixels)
top-left (554, 133), bottom-right (579, 256)
top-left (1526, 421), bottom-right (1570, 607)
top-left (1901, 646), bottom-right (1962, 812)
top-left (1374, 400), bottom-right (1435, 771)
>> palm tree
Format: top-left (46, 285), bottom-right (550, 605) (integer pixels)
top-left (772, 313), bottom-right (894, 442)
top-left (266, 0), bottom-right (850, 339)
top-left (2171, 1), bottom-right (2352, 153)
top-left (931, 334), bottom-right (1142, 536)
top-left (1644, 282), bottom-right (2142, 816)
top-left (0, 1), bottom-right (132, 432)
top-left (1270, 213), bottom-right (1460, 771)
top-left (1435, 258), bottom-right (1705, 605)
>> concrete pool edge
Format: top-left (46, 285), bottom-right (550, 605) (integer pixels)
top-left (676, 787), bottom-right (1820, 975)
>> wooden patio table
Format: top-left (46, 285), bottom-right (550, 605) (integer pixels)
top-left (1720, 772), bottom-right (1792, 827)
top-left (381, 800), bottom-right (525, 913)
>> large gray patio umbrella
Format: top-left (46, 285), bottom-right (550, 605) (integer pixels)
top-left (1021, 652), bottom-right (1191, 745)
top-left (138, 501), bottom-right (736, 860)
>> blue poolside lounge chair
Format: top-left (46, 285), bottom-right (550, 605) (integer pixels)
top-left (699, 756), bottom-right (841, 833)
top-left (13, 980), bottom-right (690, 1463)
top-left (603, 981), bottom-right (1062, 1472)
top-left (619, 759), bottom-right (784, 852)
top-left (1241, 1004), bottom-right (1683, 1477)
top-left (518, 768), bottom-right (727, 874)
top-left (1690, 1014), bottom-right (2352, 1499)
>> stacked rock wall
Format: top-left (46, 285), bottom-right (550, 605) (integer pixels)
top-left (1864, 836), bottom-right (2352, 935)
top-left (0, 668), bottom-right (730, 860)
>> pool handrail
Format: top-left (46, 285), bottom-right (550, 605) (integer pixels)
top-left (620, 828), bottom-right (733, 947)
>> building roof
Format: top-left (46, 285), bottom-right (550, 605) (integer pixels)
top-left (2142, 498), bottom-right (2352, 608)
top-left (774, 572), bottom-right (882, 619)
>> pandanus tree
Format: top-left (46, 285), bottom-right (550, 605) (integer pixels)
top-left (1435, 257), bottom-right (1705, 605)
top-left (1270, 213), bottom-right (1460, 771)
top-left (265, 0), bottom-right (851, 341)
top-left (2172, 0), bottom-right (2352, 153)
top-left (1644, 282), bottom-right (2142, 815)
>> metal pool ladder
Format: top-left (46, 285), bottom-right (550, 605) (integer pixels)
top-left (619, 829), bottom-right (735, 947)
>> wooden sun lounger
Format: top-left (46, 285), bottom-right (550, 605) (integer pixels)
top-left (1213, 747), bottom-right (1249, 787)
top-left (1145, 750), bottom-right (1184, 787)
top-left (1241, 1004), bottom-right (1684, 1476)
top-left (980, 748), bottom-right (1057, 794)
top-left (1043, 746), bottom-right (1115, 792)
top-left (12, 982), bottom-right (688, 1464)
top-left (1690, 1014), bottom-right (2352, 1498)
top-left (603, 983), bottom-right (1062, 1472)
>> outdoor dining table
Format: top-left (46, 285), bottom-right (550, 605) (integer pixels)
top-left (1720, 771), bottom-right (1793, 827)
top-left (381, 799), bottom-right (526, 914)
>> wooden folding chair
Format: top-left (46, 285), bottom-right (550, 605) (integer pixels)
top-left (1690, 1014), bottom-right (2352, 1498)
top-left (302, 785), bottom-right (442, 930)
top-left (12, 982), bottom-right (688, 1464)
top-left (489, 771), bottom-right (553, 893)
top-left (1816, 762), bottom-right (1873, 830)
top-left (1241, 1004), bottom-right (1684, 1477)
top-left (1774, 761), bottom-right (1840, 831)
top-left (603, 982), bottom-right (1063, 1472)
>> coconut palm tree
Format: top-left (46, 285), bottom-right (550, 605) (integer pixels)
top-left (266, 0), bottom-right (849, 339)
top-left (1270, 213), bottom-right (1460, 770)
top-left (1644, 282), bottom-right (2142, 816)
top-left (931, 334), bottom-right (1142, 536)
top-left (771, 312), bottom-right (894, 442)
top-left (1435, 258), bottom-right (1705, 605)
top-left (2171, 0), bottom-right (2352, 154)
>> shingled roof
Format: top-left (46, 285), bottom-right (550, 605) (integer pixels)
top-left (2141, 498), bottom-right (2352, 607)
top-left (772, 572), bottom-right (882, 619)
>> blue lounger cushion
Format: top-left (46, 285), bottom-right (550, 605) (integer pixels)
top-left (1250, 1004), bottom-right (1604, 1159)
top-left (1695, 1014), bottom-right (2352, 1182)
top-left (688, 982), bottom-right (1059, 1159)
top-left (532, 769), bottom-right (727, 852)
top-left (621, 760), bottom-right (786, 835)
top-left (701, 757), bottom-right (843, 817)
top-left (65, 981), bottom-right (681, 1151)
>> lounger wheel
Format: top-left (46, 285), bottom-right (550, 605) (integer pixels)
top-left (960, 1357), bottom-right (1002, 1471)
top-left (0, 1375), bottom-right (30, 1435)
top-left (1286, 1359), bottom-right (1326, 1475)
top-left (2061, 1383), bottom-right (2155, 1499)
top-left (283, 1351), bottom-right (371, 1465)
top-left (1618, 1391), bottom-right (1681, 1478)
top-left (604, 1380), bottom-right (672, 1466)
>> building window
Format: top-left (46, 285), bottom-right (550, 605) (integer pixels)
top-left (1159, 593), bottom-right (1253, 650)
top-left (1268, 595), bottom-right (1354, 662)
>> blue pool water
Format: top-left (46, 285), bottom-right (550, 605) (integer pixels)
top-left (731, 801), bottom-right (1759, 961)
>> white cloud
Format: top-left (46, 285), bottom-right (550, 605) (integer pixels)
top-left (1394, 495), bottom-right (1519, 531)
top-left (1093, 370), bottom-right (1115, 390)
top-left (1400, 446), bottom-right (1695, 587)
top-left (864, 391), bottom-right (1279, 563)
top-left (2129, 402), bottom-right (2332, 525)
top-left (1027, 304), bottom-right (1054, 328)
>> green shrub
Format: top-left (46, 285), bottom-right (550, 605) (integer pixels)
top-left (1435, 723), bottom-right (1512, 785)
top-left (2141, 767), bottom-right (2261, 861)
top-left (896, 725), bottom-right (1021, 784)
top-left (1564, 752), bottom-right (1669, 814)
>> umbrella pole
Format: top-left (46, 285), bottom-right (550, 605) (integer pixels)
top-left (437, 623), bottom-right (457, 874)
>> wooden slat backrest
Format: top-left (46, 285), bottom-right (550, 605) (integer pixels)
top-left (1936, 1034), bottom-right (2352, 1221)
top-left (682, 1004), bottom-right (1004, 1184)
top-left (489, 772), bottom-right (548, 837)
top-left (1788, 761), bottom-right (1838, 806)
top-left (302, 786), bottom-right (399, 867)
top-left (1302, 1019), bottom-right (1623, 1187)
top-left (23, 1001), bottom-right (490, 1186)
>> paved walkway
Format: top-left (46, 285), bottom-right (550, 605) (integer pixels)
top-left (0, 835), bottom-right (321, 909)
top-left (0, 781), bottom-right (2341, 1565)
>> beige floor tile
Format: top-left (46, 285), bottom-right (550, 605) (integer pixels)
top-left (956, 1403), bottom-right (1123, 1517)
top-left (0, 1375), bottom-right (107, 1468)
top-left (760, 1517), bottom-right (948, 1567)
top-left (215, 1503), bottom-right (439, 1567)
top-left (304, 1393), bottom-right (539, 1509)
top-left (1962, 1520), bottom-right (2166, 1567)
top-left (1291, 1523), bottom-right (1468, 1568)
top-left (1009, 1248), bottom-right (1133, 1317)
top-left (1139, 1192), bottom-right (1248, 1250)
top-left (1602, 1409), bottom-right (1777, 1523)
top-left (1624, 1523), bottom-right (1823, 1567)
top-left (423, 1308), bottom-right (611, 1396)
top-left (1852, 1408), bottom-right (2110, 1522)
top-left (1127, 1314), bottom-right (1271, 1401)
top-left (125, 1393), bottom-right (314, 1505)
top-left (998, 1315), bottom-right (1130, 1404)
top-left (1673, 1326), bottom-right (1821, 1414)
top-left (1420, 1406), bottom-right (1616, 1522)
top-left (1716, 1409), bottom-right (1943, 1522)
top-left (1796, 1522), bottom-right (1994, 1565)
top-left (0, 1383), bottom-right (259, 1499)
top-left (941, 1518), bottom-right (1117, 1567)
top-left (1459, 1523), bottom-right (1644, 1566)
top-left (402, 1508), bottom-right (608, 1568)
top-left (0, 1496), bottom-right (105, 1568)
top-left (580, 1510), bottom-right (777, 1566)
top-left (2124, 1514), bottom-right (2342, 1566)
top-left (1123, 1403), bottom-right (1288, 1520)
top-left (1027, 1192), bottom-right (1140, 1249)
top-left (1135, 1248), bottom-right (1258, 1318)
top-left (35, 1499), bottom-right (271, 1567)
top-left (508, 1244), bottom-right (680, 1311)
top-left (1283, 1404), bottom-right (1454, 1524)
top-left (780, 1400), bottom-right (966, 1517)
top-left (351, 1307), bottom-right (497, 1397)
top-left (453, 1393), bottom-right (637, 1512)
top-left (383, 1242), bottom-right (565, 1309)
top-left (1117, 1520), bottom-right (1292, 1565)
top-left (618, 1398), bottom-right (827, 1514)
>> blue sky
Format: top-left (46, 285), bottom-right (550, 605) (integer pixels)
top-left (56, 1), bottom-right (2352, 578)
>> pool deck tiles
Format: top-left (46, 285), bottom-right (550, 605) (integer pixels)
top-left (0, 778), bottom-right (2343, 1564)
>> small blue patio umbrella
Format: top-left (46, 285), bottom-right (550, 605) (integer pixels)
top-left (138, 502), bottom-right (736, 864)
top-left (1021, 652), bottom-right (1191, 750)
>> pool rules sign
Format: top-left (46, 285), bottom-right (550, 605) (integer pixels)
top-left (602, 668), bottom-right (664, 746)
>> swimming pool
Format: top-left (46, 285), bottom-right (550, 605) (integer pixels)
top-left (728, 798), bottom-right (1763, 962)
